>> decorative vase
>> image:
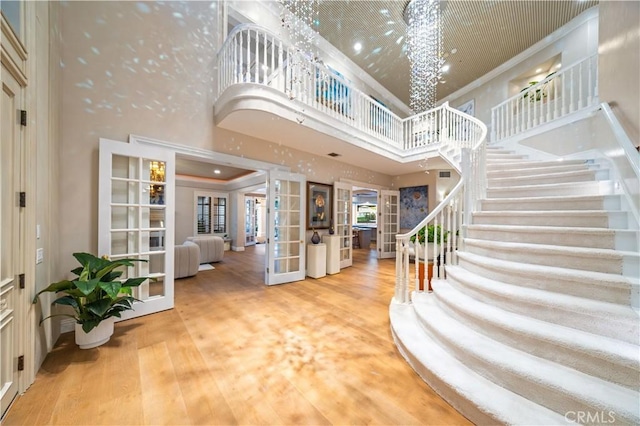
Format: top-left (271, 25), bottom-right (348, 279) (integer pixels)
top-left (75, 317), bottom-right (115, 349)
top-left (311, 231), bottom-right (321, 244)
top-left (329, 219), bottom-right (335, 235)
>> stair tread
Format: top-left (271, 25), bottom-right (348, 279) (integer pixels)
top-left (488, 180), bottom-right (611, 191)
top-left (488, 169), bottom-right (597, 182)
top-left (474, 209), bottom-right (617, 216)
top-left (444, 265), bottom-right (640, 331)
top-left (412, 292), bottom-right (640, 420)
top-left (464, 237), bottom-right (639, 257)
top-left (482, 194), bottom-right (617, 202)
top-left (390, 302), bottom-right (567, 425)
top-left (487, 163), bottom-right (595, 175)
top-left (467, 223), bottom-right (636, 235)
top-left (456, 250), bottom-right (635, 288)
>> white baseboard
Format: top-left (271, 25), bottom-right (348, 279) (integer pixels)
top-left (60, 318), bottom-right (75, 334)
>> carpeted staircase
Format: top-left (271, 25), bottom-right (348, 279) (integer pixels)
top-left (390, 147), bottom-right (640, 425)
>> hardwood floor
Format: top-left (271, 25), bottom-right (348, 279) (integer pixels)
top-left (4, 246), bottom-right (470, 425)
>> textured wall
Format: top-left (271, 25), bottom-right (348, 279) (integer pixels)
top-left (599, 1), bottom-right (640, 146)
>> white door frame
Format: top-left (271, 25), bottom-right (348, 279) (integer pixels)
top-left (98, 138), bottom-right (176, 319)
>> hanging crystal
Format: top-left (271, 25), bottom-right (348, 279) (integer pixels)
top-left (405, 0), bottom-right (444, 113)
top-left (279, 0), bottom-right (319, 100)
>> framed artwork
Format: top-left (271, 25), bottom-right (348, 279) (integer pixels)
top-left (307, 181), bottom-right (333, 229)
top-left (399, 185), bottom-right (428, 229)
top-left (458, 99), bottom-right (475, 117)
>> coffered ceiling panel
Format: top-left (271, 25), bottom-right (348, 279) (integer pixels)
top-left (312, 0), bottom-right (598, 107)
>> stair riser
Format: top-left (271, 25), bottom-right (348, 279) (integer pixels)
top-left (487, 181), bottom-right (615, 198)
top-left (472, 214), bottom-right (613, 228)
top-left (434, 277), bottom-right (640, 388)
top-left (488, 165), bottom-right (593, 179)
top-left (486, 154), bottom-right (528, 161)
top-left (487, 160), bottom-right (587, 171)
top-left (443, 269), bottom-right (640, 346)
top-left (488, 171), bottom-right (604, 187)
top-left (415, 302), bottom-right (630, 422)
top-left (465, 241), bottom-right (625, 275)
top-left (481, 196), bottom-right (621, 212)
top-left (467, 228), bottom-right (620, 249)
top-left (456, 254), bottom-right (635, 306)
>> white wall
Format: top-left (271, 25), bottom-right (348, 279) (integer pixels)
top-left (599, 1), bottom-right (640, 147)
top-left (58, 1), bottom-right (393, 272)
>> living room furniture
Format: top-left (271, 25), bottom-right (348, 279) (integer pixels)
top-left (306, 243), bottom-right (326, 279)
top-left (186, 236), bottom-right (225, 264)
top-left (322, 235), bottom-right (341, 274)
top-left (174, 241), bottom-right (200, 279)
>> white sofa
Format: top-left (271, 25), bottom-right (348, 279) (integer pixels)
top-left (186, 236), bottom-right (225, 264)
top-left (174, 241), bottom-right (200, 279)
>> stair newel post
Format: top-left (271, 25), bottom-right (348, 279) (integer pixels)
top-left (403, 244), bottom-right (411, 303)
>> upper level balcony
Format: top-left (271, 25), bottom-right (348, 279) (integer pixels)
top-left (214, 24), bottom-right (486, 174)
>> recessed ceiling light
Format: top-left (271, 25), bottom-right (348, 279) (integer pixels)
top-left (451, 48), bottom-right (457, 54)
top-left (442, 64), bottom-right (450, 72)
top-left (354, 42), bottom-right (362, 51)
top-left (536, 68), bottom-right (543, 73)
top-left (214, 169), bottom-right (221, 174)
top-left (556, 63), bottom-right (562, 68)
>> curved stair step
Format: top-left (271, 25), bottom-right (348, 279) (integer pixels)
top-left (444, 265), bottom-right (640, 345)
top-left (456, 251), bottom-right (638, 307)
top-left (466, 224), bottom-right (638, 251)
top-left (472, 210), bottom-right (629, 228)
top-left (486, 180), bottom-right (616, 198)
top-left (389, 301), bottom-right (566, 425)
top-left (480, 194), bottom-right (621, 212)
top-left (464, 238), bottom-right (639, 277)
top-left (488, 169), bottom-right (607, 187)
top-left (487, 162), bottom-right (597, 178)
top-left (412, 291), bottom-right (640, 425)
top-left (487, 158), bottom-right (588, 170)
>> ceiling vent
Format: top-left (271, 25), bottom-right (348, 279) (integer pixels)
top-left (439, 171), bottom-right (451, 178)
top-left (327, 152), bottom-right (341, 157)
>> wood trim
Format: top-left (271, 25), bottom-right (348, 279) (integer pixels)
top-left (1, 14), bottom-right (28, 86)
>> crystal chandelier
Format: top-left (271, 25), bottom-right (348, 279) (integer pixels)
top-left (279, 0), bottom-right (319, 82)
top-left (405, 0), bottom-right (445, 113)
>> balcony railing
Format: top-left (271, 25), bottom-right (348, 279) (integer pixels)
top-left (217, 24), bottom-right (486, 156)
top-left (491, 54), bottom-right (598, 142)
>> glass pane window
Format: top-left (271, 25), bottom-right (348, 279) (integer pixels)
top-left (214, 197), bottom-right (226, 233)
top-left (197, 196), bottom-right (211, 234)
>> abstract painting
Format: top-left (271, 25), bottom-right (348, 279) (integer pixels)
top-left (400, 185), bottom-right (428, 229)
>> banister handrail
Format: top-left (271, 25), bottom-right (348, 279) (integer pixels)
top-left (493, 54), bottom-right (596, 110)
top-left (491, 54), bottom-right (598, 143)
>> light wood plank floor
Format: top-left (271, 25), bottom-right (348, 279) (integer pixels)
top-left (4, 246), bottom-right (470, 425)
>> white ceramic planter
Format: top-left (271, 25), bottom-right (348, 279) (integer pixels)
top-left (75, 317), bottom-right (115, 349)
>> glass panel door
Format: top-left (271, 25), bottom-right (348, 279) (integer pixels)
top-left (334, 182), bottom-right (352, 268)
top-left (266, 170), bottom-right (305, 285)
top-left (379, 190), bottom-right (400, 259)
top-left (98, 139), bottom-right (174, 319)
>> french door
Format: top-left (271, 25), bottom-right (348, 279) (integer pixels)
top-left (98, 139), bottom-right (175, 319)
top-left (265, 170), bottom-right (305, 285)
top-left (333, 182), bottom-right (352, 268)
top-left (378, 189), bottom-right (400, 259)
top-left (0, 35), bottom-right (24, 417)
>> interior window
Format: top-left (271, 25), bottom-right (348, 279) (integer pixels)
top-left (196, 194), bottom-right (227, 235)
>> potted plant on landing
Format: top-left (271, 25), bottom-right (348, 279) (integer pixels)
top-left (410, 225), bottom-right (450, 291)
top-left (33, 252), bottom-right (147, 349)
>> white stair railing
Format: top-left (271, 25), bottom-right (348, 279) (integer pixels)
top-left (394, 108), bottom-right (488, 304)
top-left (491, 54), bottom-right (598, 142)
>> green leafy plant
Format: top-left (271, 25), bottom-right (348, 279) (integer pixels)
top-left (33, 252), bottom-right (147, 333)
top-left (410, 225), bottom-right (449, 244)
top-left (520, 72), bottom-right (556, 102)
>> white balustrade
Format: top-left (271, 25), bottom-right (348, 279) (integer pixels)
top-left (491, 55), bottom-right (598, 143)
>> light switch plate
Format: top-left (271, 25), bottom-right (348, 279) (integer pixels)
top-left (36, 248), bottom-right (44, 264)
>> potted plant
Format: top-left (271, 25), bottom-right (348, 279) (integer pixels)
top-left (33, 252), bottom-right (147, 349)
